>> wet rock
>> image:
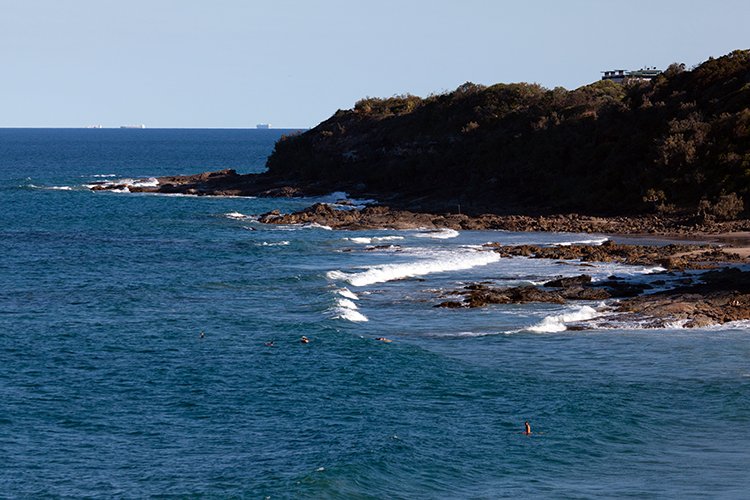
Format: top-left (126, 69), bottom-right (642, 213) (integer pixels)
top-left (561, 287), bottom-right (611, 300)
top-left (596, 280), bottom-right (653, 298)
top-left (605, 268), bottom-right (750, 327)
top-left (435, 301), bottom-right (463, 308)
top-left (544, 275), bottom-right (592, 288)
top-left (448, 284), bottom-right (567, 308)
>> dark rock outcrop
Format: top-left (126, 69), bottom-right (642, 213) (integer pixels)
top-left (435, 246), bottom-right (750, 328)
top-left (608, 268), bottom-right (750, 327)
top-left (89, 169), bottom-right (319, 198)
top-left (543, 275), bottom-right (592, 288)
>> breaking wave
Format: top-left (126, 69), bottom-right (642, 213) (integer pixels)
top-left (336, 288), bottom-right (359, 300)
top-left (553, 237), bottom-right (609, 247)
top-left (25, 184), bottom-right (77, 191)
top-left (225, 212), bottom-right (249, 220)
top-left (345, 236), bottom-right (405, 244)
top-left (314, 191), bottom-right (376, 209)
top-left (302, 223), bottom-right (332, 230)
top-left (326, 249), bottom-right (501, 287)
top-left (257, 241), bottom-right (290, 247)
top-left (329, 297), bottom-right (368, 322)
top-left (527, 305), bottom-right (601, 333)
top-left (413, 228), bottom-right (460, 239)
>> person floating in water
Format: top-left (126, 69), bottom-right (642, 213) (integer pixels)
top-left (375, 337), bottom-right (392, 343)
top-left (524, 421), bottom-right (532, 435)
top-left (199, 331), bottom-right (205, 339)
top-left (300, 336), bottom-right (310, 344)
top-left (264, 341), bottom-right (275, 347)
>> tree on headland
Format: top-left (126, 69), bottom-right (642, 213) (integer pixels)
top-left (267, 50), bottom-right (750, 217)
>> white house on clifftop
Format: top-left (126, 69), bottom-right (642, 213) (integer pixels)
top-left (602, 67), bottom-right (662, 84)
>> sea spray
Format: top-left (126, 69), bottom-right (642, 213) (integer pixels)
top-left (527, 305), bottom-right (600, 332)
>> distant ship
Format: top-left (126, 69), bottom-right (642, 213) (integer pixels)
top-left (120, 124), bottom-right (146, 129)
top-left (256, 123), bottom-right (270, 129)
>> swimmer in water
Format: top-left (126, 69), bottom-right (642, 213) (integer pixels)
top-left (375, 337), bottom-right (392, 343)
top-left (524, 421), bottom-right (531, 435)
top-left (264, 341), bottom-right (275, 347)
top-left (300, 336), bottom-right (310, 344)
top-left (199, 331), bottom-right (205, 339)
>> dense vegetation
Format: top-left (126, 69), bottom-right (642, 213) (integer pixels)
top-left (267, 50), bottom-right (750, 216)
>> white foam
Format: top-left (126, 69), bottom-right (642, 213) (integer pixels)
top-left (129, 177), bottom-right (159, 188)
top-left (527, 305), bottom-right (600, 333)
top-left (326, 249), bottom-right (501, 287)
top-left (446, 331), bottom-right (499, 338)
top-left (330, 296), bottom-right (368, 322)
top-left (91, 174), bottom-right (117, 178)
top-left (336, 288), bottom-right (359, 300)
top-left (314, 191), bottom-right (375, 209)
top-left (316, 191), bottom-right (350, 204)
top-left (258, 241), bottom-right (290, 246)
top-left (345, 235), bottom-right (405, 245)
top-left (91, 176), bottom-right (158, 189)
top-left (344, 236), bottom-right (404, 245)
top-left (413, 228), bottom-right (460, 239)
top-left (336, 298), bottom-right (359, 310)
top-left (27, 184), bottom-right (76, 191)
top-left (704, 319), bottom-right (750, 331)
top-left (303, 223), bottom-right (332, 230)
top-left (554, 237), bottom-right (609, 247)
top-left (663, 319), bottom-right (689, 329)
top-left (639, 266), bottom-right (667, 274)
top-left (332, 307), bottom-right (369, 322)
top-left (143, 192), bottom-right (256, 199)
top-left (225, 212), bottom-right (249, 220)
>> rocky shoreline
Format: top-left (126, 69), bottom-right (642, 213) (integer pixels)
top-left (88, 169), bottom-right (750, 236)
top-left (432, 242), bottom-right (750, 329)
top-left (89, 170), bottom-right (750, 329)
top-left (261, 203), bottom-right (750, 236)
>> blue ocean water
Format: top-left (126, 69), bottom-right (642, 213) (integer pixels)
top-left (1, 129), bottom-right (749, 498)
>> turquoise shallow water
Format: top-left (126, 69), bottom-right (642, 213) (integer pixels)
top-left (1, 129), bottom-right (749, 498)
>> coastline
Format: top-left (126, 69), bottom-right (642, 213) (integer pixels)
top-left (87, 169), bottom-right (750, 251)
top-left (87, 170), bottom-right (750, 329)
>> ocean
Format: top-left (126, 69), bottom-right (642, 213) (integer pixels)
top-left (1, 128), bottom-right (749, 498)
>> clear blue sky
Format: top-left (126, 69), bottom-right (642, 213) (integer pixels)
top-left (1, 0), bottom-right (747, 128)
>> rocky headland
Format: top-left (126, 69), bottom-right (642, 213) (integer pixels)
top-left (87, 50), bottom-right (750, 329)
top-left (92, 50), bottom-right (750, 223)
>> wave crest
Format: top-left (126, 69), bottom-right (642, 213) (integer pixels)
top-left (327, 249), bottom-right (500, 287)
top-left (527, 305), bottom-right (600, 333)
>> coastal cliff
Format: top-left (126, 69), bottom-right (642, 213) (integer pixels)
top-left (266, 50), bottom-right (750, 217)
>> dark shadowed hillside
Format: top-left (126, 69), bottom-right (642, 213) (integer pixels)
top-left (266, 50), bottom-right (750, 217)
